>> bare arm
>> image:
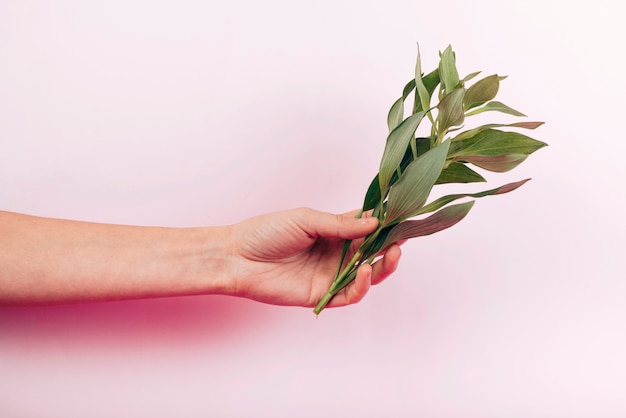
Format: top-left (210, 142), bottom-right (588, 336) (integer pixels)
top-left (0, 210), bottom-right (233, 304)
top-left (0, 209), bottom-right (401, 307)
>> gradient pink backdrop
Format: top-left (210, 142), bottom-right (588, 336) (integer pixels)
top-left (1, 1), bottom-right (624, 417)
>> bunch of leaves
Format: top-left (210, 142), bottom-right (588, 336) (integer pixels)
top-left (313, 44), bottom-right (547, 315)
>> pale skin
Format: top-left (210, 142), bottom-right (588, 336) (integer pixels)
top-left (0, 208), bottom-right (401, 308)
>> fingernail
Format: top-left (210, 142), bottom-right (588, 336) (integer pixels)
top-left (357, 217), bottom-right (377, 225)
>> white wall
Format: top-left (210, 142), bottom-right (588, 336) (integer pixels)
top-left (1, 1), bottom-right (624, 417)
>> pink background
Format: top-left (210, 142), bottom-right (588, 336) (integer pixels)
top-left (1, 1), bottom-right (624, 417)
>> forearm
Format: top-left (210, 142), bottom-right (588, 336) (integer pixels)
top-left (0, 211), bottom-right (235, 304)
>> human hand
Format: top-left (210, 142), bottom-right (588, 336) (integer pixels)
top-left (226, 208), bottom-right (402, 309)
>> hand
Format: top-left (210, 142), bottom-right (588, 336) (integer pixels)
top-left (226, 207), bottom-right (402, 309)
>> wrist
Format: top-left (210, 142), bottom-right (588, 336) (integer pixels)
top-left (191, 225), bottom-right (238, 297)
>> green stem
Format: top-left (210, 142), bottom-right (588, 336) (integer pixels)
top-left (313, 217), bottom-right (388, 315)
top-left (334, 249), bottom-right (362, 286)
top-left (313, 290), bottom-right (336, 315)
top-left (429, 133), bottom-right (435, 149)
top-left (332, 210), bottom-right (364, 282)
top-left (313, 268), bottom-right (359, 315)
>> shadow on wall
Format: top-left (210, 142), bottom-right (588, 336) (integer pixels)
top-left (0, 294), bottom-right (271, 350)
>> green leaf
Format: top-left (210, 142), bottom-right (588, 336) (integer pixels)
top-left (387, 76), bottom-right (426, 132)
top-left (449, 129), bottom-right (547, 158)
top-left (417, 178), bottom-right (531, 215)
top-left (464, 74), bottom-right (505, 110)
top-left (387, 97), bottom-right (405, 132)
top-left (378, 111), bottom-right (427, 195)
top-left (508, 121), bottom-right (545, 129)
top-left (462, 153), bottom-right (528, 172)
top-left (439, 45), bottom-right (460, 93)
top-left (362, 174), bottom-right (381, 211)
top-left (436, 162), bottom-right (486, 184)
top-left (414, 44), bottom-right (433, 119)
top-left (385, 140), bottom-right (450, 225)
top-left (361, 179), bottom-right (529, 264)
top-left (362, 137), bottom-right (433, 211)
top-left (452, 121), bottom-right (544, 142)
top-left (462, 71), bottom-right (481, 83)
top-left (334, 238), bottom-right (353, 283)
top-left (465, 100), bottom-right (526, 117)
top-left (414, 69), bottom-right (440, 114)
top-left (437, 88), bottom-right (465, 135)
top-left (402, 79), bottom-right (416, 100)
top-left (380, 201), bottom-right (475, 249)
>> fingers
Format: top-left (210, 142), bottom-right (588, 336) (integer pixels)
top-left (325, 245), bottom-right (401, 308)
top-left (326, 263), bottom-right (372, 308)
top-left (370, 244), bottom-right (401, 285)
top-left (345, 263), bottom-right (372, 304)
top-left (299, 208), bottom-right (378, 240)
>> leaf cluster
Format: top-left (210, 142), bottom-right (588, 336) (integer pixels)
top-left (313, 44), bottom-right (547, 315)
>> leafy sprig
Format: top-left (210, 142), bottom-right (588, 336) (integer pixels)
top-left (313, 44), bottom-right (547, 315)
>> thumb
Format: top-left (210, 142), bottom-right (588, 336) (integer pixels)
top-left (300, 209), bottom-right (379, 240)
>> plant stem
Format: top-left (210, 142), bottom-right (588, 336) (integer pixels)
top-left (313, 268), bottom-right (359, 315)
top-left (313, 290), bottom-right (335, 315)
top-left (334, 249), bottom-right (362, 287)
top-left (313, 247), bottom-right (366, 315)
top-left (313, 222), bottom-right (387, 315)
